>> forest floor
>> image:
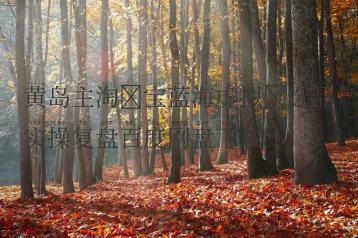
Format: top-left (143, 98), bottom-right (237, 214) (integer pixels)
top-left (0, 140), bottom-right (357, 237)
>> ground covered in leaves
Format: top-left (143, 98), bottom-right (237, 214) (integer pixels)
top-left (0, 140), bottom-right (357, 237)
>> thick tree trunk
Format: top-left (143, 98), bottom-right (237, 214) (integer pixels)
top-left (238, 0), bottom-right (270, 179)
top-left (323, 0), bottom-right (346, 146)
top-left (263, 0), bottom-right (279, 175)
top-left (292, 0), bottom-right (337, 185)
top-left (167, 0), bottom-right (181, 184)
top-left (216, 0), bottom-right (230, 164)
top-left (281, 0), bottom-right (294, 169)
top-left (16, 0), bottom-right (34, 199)
top-left (94, 0), bottom-right (109, 181)
top-left (60, 0), bottom-right (75, 193)
top-left (198, 0), bottom-right (213, 172)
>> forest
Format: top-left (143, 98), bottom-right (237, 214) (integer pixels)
top-left (0, 0), bottom-right (357, 236)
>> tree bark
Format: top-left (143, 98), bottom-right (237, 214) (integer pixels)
top-left (263, 0), bottom-right (279, 175)
top-left (198, 0), bottom-right (213, 172)
top-left (94, 0), bottom-right (109, 181)
top-left (73, 0), bottom-right (87, 190)
top-left (60, 0), bottom-right (75, 193)
top-left (216, 0), bottom-right (230, 164)
top-left (292, 0), bottom-right (337, 185)
top-left (125, 0), bottom-right (141, 177)
top-left (167, 0), bottom-right (182, 184)
top-left (16, 0), bottom-right (34, 199)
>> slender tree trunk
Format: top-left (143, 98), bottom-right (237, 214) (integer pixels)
top-left (125, 0), bottom-right (141, 176)
top-left (263, 0), bottom-right (279, 175)
top-left (198, 0), bottom-right (213, 172)
top-left (149, 0), bottom-right (160, 173)
top-left (318, 0), bottom-right (328, 141)
top-left (109, 17), bottom-right (129, 178)
top-left (94, 0), bottom-right (109, 181)
top-left (216, 0), bottom-right (230, 164)
top-left (292, 0), bottom-right (337, 185)
top-left (60, 0), bottom-right (75, 193)
top-left (238, 0), bottom-right (270, 179)
top-left (16, 0), bottom-right (34, 199)
top-left (281, 0), bottom-right (294, 169)
top-left (167, 0), bottom-right (181, 184)
top-left (323, 0), bottom-right (346, 146)
top-left (73, 0), bottom-right (87, 190)
top-left (179, 0), bottom-right (189, 165)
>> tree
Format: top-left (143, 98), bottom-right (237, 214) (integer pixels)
top-left (94, 0), bottom-right (109, 181)
top-left (179, 0), bottom-right (189, 165)
top-left (198, 0), bottom-right (213, 171)
top-left (60, 0), bottom-right (75, 193)
top-left (138, 0), bottom-right (150, 175)
top-left (149, 0), bottom-right (160, 173)
top-left (281, 0), bottom-right (294, 169)
top-left (125, 0), bottom-right (141, 176)
top-left (167, 0), bottom-right (181, 184)
top-left (109, 15), bottom-right (129, 178)
top-left (263, 0), bottom-right (280, 175)
top-left (16, 0), bottom-right (34, 199)
top-left (73, 0), bottom-right (87, 189)
top-left (291, 0), bottom-right (337, 185)
top-left (34, 0), bottom-right (47, 195)
top-left (216, 0), bottom-right (230, 164)
top-left (238, 0), bottom-right (270, 179)
top-left (323, 0), bottom-right (346, 146)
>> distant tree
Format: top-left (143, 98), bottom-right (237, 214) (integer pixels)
top-left (167, 0), bottom-right (181, 184)
top-left (292, 0), bottom-right (337, 184)
top-left (16, 0), bottom-right (34, 199)
top-left (198, 0), bottom-right (213, 171)
top-left (216, 0), bottom-right (230, 164)
top-left (323, 0), bottom-right (346, 146)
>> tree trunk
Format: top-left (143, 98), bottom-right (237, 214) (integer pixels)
top-left (238, 0), bottom-right (270, 179)
top-left (125, 0), bottom-right (141, 177)
top-left (179, 0), bottom-right (189, 165)
top-left (109, 16), bottom-right (129, 178)
top-left (16, 0), bottom-right (34, 199)
top-left (149, 0), bottom-right (160, 173)
top-left (292, 0), bottom-right (337, 185)
top-left (263, 0), bottom-right (279, 175)
top-left (73, 0), bottom-right (87, 190)
top-left (167, 0), bottom-right (181, 184)
top-left (198, 0), bottom-right (213, 172)
top-left (94, 0), bottom-right (109, 181)
top-left (323, 0), bottom-right (346, 146)
top-left (60, 0), bottom-right (75, 193)
top-left (216, 0), bottom-right (230, 164)
top-left (281, 0), bottom-right (294, 169)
